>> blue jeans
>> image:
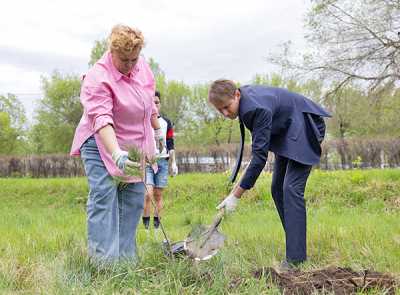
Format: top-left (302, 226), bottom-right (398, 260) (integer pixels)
top-left (80, 136), bottom-right (145, 263)
top-left (145, 158), bottom-right (169, 188)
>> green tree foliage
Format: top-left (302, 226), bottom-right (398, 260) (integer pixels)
top-left (89, 39), bottom-right (108, 67)
top-left (0, 112), bottom-right (19, 154)
top-left (30, 72), bottom-right (82, 154)
top-left (148, 61), bottom-right (191, 133)
top-left (0, 93), bottom-right (27, 129)
top-left (344, 86), bottom-right (400, 138)
top-left (147, 60), bottom-right (240, 146)
top-left (148, 57), bottom-right (164, 78)
top-left (0, 94), bottom-right (27, 154)
top-left (156, 75), bottom-right (191, 132)
top-left (325, 86), bottom-right (364, 139)
top-left (252, 73), bottom-right (324, 104)
top-left (179, 84), bottom-right (240, 146)
top-left (252, 72), bottom-right (400, 139)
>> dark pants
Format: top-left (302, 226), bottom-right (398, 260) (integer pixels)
top-left (271, 155), bottom-right (312, 263)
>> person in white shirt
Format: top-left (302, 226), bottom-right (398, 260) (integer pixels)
top-left (142, 91), bottom-right (178, 231)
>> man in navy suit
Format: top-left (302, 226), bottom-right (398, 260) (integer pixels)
top-left (208, 79), bottom-right (331, 268)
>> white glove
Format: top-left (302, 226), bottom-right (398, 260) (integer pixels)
top-left (216, 194), bottom-right (239, 213)
top-left (112, 149), bottom-right (141, 176)
top-left (154, 128), bottom-right (165, 153)
top-left (171, 161), bottom-right (178, 176)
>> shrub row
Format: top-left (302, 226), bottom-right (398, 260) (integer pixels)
top-left (0, 138), bottom-right (399, 177)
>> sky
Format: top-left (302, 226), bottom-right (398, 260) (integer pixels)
top-left (0, 0), bottom-right (310, 121)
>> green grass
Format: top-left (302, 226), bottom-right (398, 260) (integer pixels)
top-left (0, 169), bottom-right (399, 294)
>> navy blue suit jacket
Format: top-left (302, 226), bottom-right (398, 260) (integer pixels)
top-left (238, 85), bottom-right (331, 189)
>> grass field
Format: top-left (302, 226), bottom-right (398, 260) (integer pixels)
top-left (1, 169), bottom-right (399, 294)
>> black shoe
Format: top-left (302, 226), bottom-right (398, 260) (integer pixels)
top-left (153, 216), bottom-right (160, 229)
top-left (142, 216), bottom-right (150, 229)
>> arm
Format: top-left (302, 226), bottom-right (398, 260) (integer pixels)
top-left (239, 108), bottom-right (272, 191)
top-left (165, 118), bottom-right (178, 176)
top-left (151, 115), bottom-right (161, 130)
top-left (216, 108), bottom-right (272, 212)
top-left (169, 149), bottom-right (176, 163)
top-left (231, 185), bottom-right (246, 198)
top-left (80, 84), bottom-right (119, 153)
top-left (81, 84), bottom-right (138, 174)
top-left (98, 124), bottom-right (120, 155)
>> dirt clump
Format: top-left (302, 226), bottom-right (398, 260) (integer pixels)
top-left (253, 266), bottom-right (398, 294)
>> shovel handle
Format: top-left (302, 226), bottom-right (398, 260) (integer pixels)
top-left (199, 163), bottom-right (251, 249)
top-left (199, 213), bottom-right (223, 249)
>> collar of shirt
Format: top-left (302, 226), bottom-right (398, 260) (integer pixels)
top-left (103, 51), bottom-right (140, 82)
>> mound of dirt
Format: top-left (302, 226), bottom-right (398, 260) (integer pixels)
top-left (253, 266), bottom-right (398, 294)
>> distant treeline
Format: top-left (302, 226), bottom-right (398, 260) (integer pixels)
top-left (1, 138), bottom-right (399, 178)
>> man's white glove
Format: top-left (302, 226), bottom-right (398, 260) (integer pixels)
top-left (171, 161), bottom-right (178, 176)
top-left (154, 128), bottom-right (165, 153)
top-left (216, 194), bottom-right (239, 213)
top-left (112, 149), bottom-right (141, 176)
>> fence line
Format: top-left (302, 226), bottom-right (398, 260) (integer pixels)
top-left (1, 138), bottom-right (399, 177)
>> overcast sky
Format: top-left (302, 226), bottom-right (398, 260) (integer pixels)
top-left (1, 0), bottom-right (310, 121)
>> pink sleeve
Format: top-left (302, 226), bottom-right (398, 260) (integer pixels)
top-left (140, 57), bottom-right (158, 117)
top-left (80, 84), bottom-right (114, 133)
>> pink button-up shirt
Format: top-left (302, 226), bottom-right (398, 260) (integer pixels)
top-left (70, 51), bottom-right (157, 182)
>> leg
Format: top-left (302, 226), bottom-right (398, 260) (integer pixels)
top-left (143, 164), bottom-right (156, 229)
top-left (153, 188), bottom-right (163, 229)
top-left (143, 185), bottom-right (154, 217)
top-left (271, 154), bottom-right (289, 229)
top-left (282, 159), bottom-right (312, 263)
top-left (80, 137), bottom-right (119, 262)
top-left (153, 188), bottom-right (163, 217)
top-left (118, 182), bottom-right (145, 260)
top-left (152, 158), bottom-right (169, 228)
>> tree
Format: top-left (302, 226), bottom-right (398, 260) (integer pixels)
top-left (252, 73), bottom-right (325, 105)
top-left (348, 85), bottom-right (400, 137)
top-left (156, 76), bottom-right (191, 131)
top-left (0, 93), bottom-right (26, 131)
top-left (0, 94), bottom-right (27, 154)
top-left (270, 0), bottom-right (400, 95)
top-left (148, 57), bottom-right (164, 78)
top-left (180, 84), bottom-right (240, 146)
top-left (89, 39), bottom-right (108, 66)
top-left (0, 112), bottom-right (19, 154)
top-left (30, 72), bottom-right (82, 154)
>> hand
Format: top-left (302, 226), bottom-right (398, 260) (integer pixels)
top-left (154, 128), bottom-right (165, 153)
top-left (171, 161), bottom-right (178, 176)
top-left (112, 149), bottom-right (141, 176)
top-left (216, 194), bottom-right (239, 213)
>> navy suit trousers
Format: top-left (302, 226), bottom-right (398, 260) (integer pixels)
top-left (271, 155), bottom-right (312, 263)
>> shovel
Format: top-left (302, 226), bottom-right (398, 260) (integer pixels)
top-left (182, 163), bottom-right (250, 260)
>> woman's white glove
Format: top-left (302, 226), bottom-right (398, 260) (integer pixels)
top-left (154, 128), bottom-right (165, 153)
top-left (216, 194), bottom-right (239, 213)
top-left (171, 161), bottom-right (178, 176)
top-left (112, 149), bottom-right (141, 176)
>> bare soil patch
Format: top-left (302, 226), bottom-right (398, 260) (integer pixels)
top-left (253, 266), bottom-right (398, 294)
